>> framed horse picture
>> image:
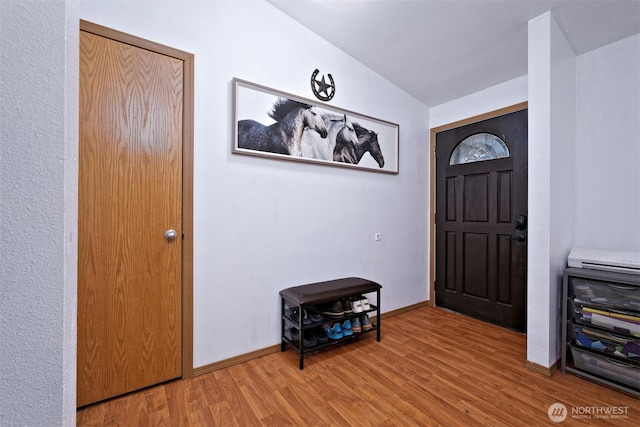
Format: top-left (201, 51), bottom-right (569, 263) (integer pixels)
top-left (232, 78), bottom-right (399, 174)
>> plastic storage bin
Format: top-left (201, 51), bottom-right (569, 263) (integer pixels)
top-left (571, 301), bottom-right (640, 336)
top-left (571, 277), bottom-right (640, 311)
top-left (570, 323), bottom-right (640, 359)
top-left (570, 346), bottom-right (640, 389)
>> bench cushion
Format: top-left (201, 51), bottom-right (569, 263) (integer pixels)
top-left (280, 277), bottom-right (381, 306)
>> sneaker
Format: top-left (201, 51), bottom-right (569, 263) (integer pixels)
top-left (310, 327), bottom-right (328, 344)
top-left (351, 316), bottom-right (362, 333)
top-left (290, 308), bottom-right (312, 326)
top-left (288, 329), bottom-right (318, 348)
top-left (307, 307), bottom-right (324, 323)
top-left (352, 299), bottom-right (363, 313)
top-left (331, 322), bottom-right (344, 338)
top-left (343, 298), bottom-right (353, 314)
top-left (341, 319), bottom-right (353, 336)
top-left (361, 298), bottom-right (371, 311)
top-left (320, 300), bottom-right (344, 317)
top-left (361, 314), bottom-right (372, 331)
top-left (323, 323), bottom-right (343, 340)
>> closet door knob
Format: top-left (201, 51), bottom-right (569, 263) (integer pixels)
top-left (165, 229), bottom-right (178, 241)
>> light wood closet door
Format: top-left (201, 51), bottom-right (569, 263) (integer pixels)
top-left (78, 29), bottom-right (183, 407)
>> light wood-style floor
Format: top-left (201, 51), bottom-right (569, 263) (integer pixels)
top-left (77, 306), bottom-right (639, 426)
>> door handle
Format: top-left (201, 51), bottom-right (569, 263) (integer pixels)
top-left (165, 229), bottom-right (178, 241)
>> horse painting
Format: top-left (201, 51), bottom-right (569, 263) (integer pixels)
top-left (237, 99), bottom-right (328, 157)
top-left (333, 122), bottom-right (385, 168)
top-left (300, 113), bottom-right (359, 161)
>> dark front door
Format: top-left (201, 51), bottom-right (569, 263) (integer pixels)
top-left (435, 108), bottom-right (528, 332)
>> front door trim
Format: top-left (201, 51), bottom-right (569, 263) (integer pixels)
top-left (79, 19), bottom-right (194, 380)
top-left (429, 102), bottom-right (528, 307)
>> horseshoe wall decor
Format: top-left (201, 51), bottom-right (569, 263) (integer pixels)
top-left (311, 69), bottom-right (335, 101)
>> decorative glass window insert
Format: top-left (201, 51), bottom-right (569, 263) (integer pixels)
top-left (449, 133), bottom-right (510, 165)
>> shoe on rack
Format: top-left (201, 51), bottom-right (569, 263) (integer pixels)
top-left (311, 327), bottom-right (329, 344)
top-left (331, 322), bottom-right (344, 338)
top-left (343, 298), bottom-right (353, 314)
top-left (352, 298), bottom-right (363, 314)
top-left (307, 307), bottom-right (324, 323)
top-left (351, 316), bottom-right (362, 333)
top-left (288, 329), bottom-right (318, 348)
top-left (320, 300), bottom-right (344, 317)
top-left (361, 314), bottom-right (372, 331)
top-left (290, 308), bottom-right (312, 326)
top-left (323, 323), bottom-right (343, 340)
top-left (341, 319), bottom-right (353, 336)
top-left (304, 331), bottom-right (319, 347)
top-left (361, 298), bottom-right (371, 311)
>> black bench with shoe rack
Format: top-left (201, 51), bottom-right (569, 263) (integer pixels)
top-left (280, 277), bottom-right (382, 370)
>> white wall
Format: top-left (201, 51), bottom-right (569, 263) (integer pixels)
top-left (429, 75), bottom-right (528, 128)
top-left (575, 34), bottom-right (640, 252)
top-left (0, 1), bottom-right (78, 426)
top-left (527, 11), bottom-right (577, 368)
top-left (548, 12), bottom-right (577, 365)
top-left (79, 0), bottom-right (430, 368)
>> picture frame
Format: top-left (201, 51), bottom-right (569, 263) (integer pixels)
top-left (232, 78), bottom-right (399, 174)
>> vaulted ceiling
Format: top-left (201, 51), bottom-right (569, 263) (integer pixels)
top-left (268, 0), bottom-right (640, 107)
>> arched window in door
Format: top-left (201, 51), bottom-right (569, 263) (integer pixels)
top-left (449, 132), bottom-right (510, 165)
